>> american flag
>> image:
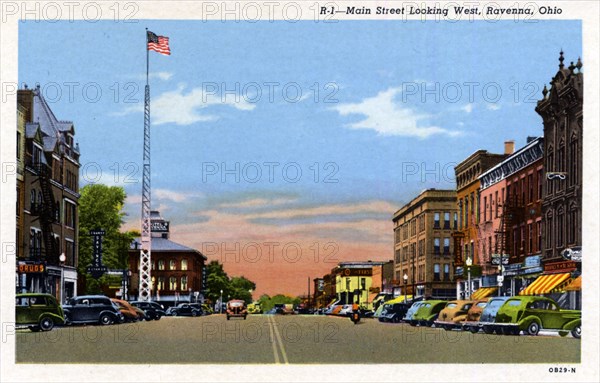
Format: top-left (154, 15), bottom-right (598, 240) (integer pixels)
top-left (147, 31), bottom-right (170, 55)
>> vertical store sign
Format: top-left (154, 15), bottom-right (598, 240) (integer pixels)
top-left (87, 229), bottom-right (108, 279)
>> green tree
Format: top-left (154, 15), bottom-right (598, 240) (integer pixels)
top-left (78, 184), bottom-right (133, 293)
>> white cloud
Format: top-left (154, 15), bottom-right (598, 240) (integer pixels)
top-left (218, 197), bottom-right (297, 209)
top-left (150, 72), bottom-right (173, 81)
top-left (154, 188), bottom-right (200, 203)
top-left (487, 103), bottom-right (501, 111)
top-left (461, 103), bottom-right (474, 113)
top-left (332, 87), bottom-right (460, 139)
top-left (116, 84), bottom-right (256, 125)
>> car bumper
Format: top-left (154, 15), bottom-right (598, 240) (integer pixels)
top-left (434, 320), bottom-right (461, 328)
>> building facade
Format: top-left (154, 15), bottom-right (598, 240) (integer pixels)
top-left (128, 211), bottom-right (207, 305)
top-left (393, 189), bottom-right (458, 299)
top-left (478, 137), bottom-right (545, 296)
top-left (536, 52), bottom-right (583, 264)
top-left (332, 261), bottom-right (389, 309)
top-left (17, 85), bottom-right (80, 303)
top-left (453, 149), bottom-right (506, 298)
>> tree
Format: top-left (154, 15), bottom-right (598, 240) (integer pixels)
top-left (204, 261), bottom-right (257, 303)
top-left (78, 184), bottom-right (133, 293)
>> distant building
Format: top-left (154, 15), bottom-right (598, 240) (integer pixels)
top-left (331, 260), bottom-right (390, 309)
top-left (128, 211), bottom-right (207, 305)
top-left (453, 149), bottom-right (506, 298)
top-left (17, 85), bottom-right (81, 303)
top-left (392, 189), bottom-right (458, 299)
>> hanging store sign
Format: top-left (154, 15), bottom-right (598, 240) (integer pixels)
top-left (524, 255), bottom-right (541, 268)
top-left (491, 254), bottom-right (510, 265)
top-left (87, 229), bottom-right (107, 279)
top-left (151, 220), bottom-right (170, 233)
top-left (561, 247), bottom-right (582, 262)
top-left (452, 232), bottom-right (464, 267)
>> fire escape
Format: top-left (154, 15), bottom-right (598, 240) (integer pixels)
top-left (31, 162), bottom-right (59, 265)
top-left (496, 194), bottom-right (524, 266)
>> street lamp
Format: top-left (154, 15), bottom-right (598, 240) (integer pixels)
top-left (403, 273), bottom-right (408, 303)
top-left (465, 255), bottom-right (473, 299)
top-left (59, 253), bottom-right (66, 304)
top-left (219, 289), bottom-right (223, 314)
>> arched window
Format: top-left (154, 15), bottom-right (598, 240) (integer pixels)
top-left (181, 276), bottom-right (188, 290)
top-left (169, 276), bottom-right (177, 290)
top-left (158, 260), bottom-right (165, 270)
top-left (181, 259), bottom-right (188, 271)
top-left (169, 259), bottom-right (177, 270)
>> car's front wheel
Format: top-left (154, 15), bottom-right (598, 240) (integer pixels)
top-left (571, 325), bottom-right (581, 339)
top-left (526, 322), bottom-right (540, 336)
top-left (99, 313), bottom-right (114, 326)
top-left (469, 325), bottom-right (479, 334)
top-left (39, 317), bottom-right (54, 331)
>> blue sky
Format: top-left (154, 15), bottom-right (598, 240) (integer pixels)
top-left (19, 20), bottom-right (581, 295)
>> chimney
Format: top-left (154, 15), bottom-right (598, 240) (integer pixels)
top-left (504, 140), bottom-right (515, 155)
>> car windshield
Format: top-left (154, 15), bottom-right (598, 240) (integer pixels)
top-left (446, 303), bottom-right (457, 308)
top-left (462, 304), bottom-right (472, 310)
top-left (476, 302), bottom-right (487, 308)
top-left (229, 302), bottom-right (244, 307)
top-left (507, 300), bottom-right (522, 307)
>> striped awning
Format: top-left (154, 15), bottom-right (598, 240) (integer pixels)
top-left (471, 287), bottom-right (498, 300)
top-left (519, 273), bottom-right (572, 296)
top-left (563, 275), bottom-right (582, 291)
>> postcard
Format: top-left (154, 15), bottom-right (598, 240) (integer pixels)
top-left (1, 1), bottom-right (598, 382)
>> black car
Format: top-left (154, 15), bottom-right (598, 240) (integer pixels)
top-left (130, 301), bottom-right (166, 320)
top-left (379, 303), bottom-right (410, 323)
top-left (167, 303), bottom-right (203, 317)
top-left (62, 295), bottom-right (124, 325)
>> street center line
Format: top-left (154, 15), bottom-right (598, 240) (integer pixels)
top-left (268, 316), bottom-right (280, 364)
top-left (270, 316), bottom-right (289, 364)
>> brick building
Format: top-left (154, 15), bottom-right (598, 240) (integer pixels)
top-left (128, 211), bottom-right (207, 305)
top-left (392, 189), bottom-right (458, 299)
top-left (16, 85), bottom-right (80, 303)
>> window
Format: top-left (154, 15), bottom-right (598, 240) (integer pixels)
top-left (17, 132), bottom-right (22, 159)
top-left (157, 277), bottom-right (165, 290)
top-left (169, 276), bottom-right (177, 290)
top-left (443, 264), bottom-right (450, 281)
top-left (433, 264), bottom-right (440, 281)
top-left (557, 144), bottom-right (565, 191)
top-left (410, 219), bottom-right (416, 237)
top-left (433, 213), bottom-right (440, 228)
top-left (557, 210), bottom-right (564, 247)
top-left (65, 200), bottom-right (76, 228)
top-left (547, 151), bottom-right (554, 195)
top-left (181, 275), bottom-right (188, 291)
top-left (568, 209), bottom-right (577, 245)
top-left (158, 260), bottom-right (165, 270)
top-left (458, 200), bottom-right (463, 229)
top-left (181, 259), bottom-right (188, 271)
top-left (443, 238), bottom-right (450, 255)
top-left (453, 213), bottom-right (458, 229)
top-left (528, 224), bottom-right (533, 255)
top-left (488, 236), bottom-right (492, 257)
top-left (434, 238), bottom-right (440, 254)
top-left (537, 221), bottom-right (542, 252)
top-left (465, 199), bottom-right (469, 227)
top-left (65, 239), bottom-right (75, 265)
top-left (395, 249), bottom-right (401, 263)
top-left (483, 196), bottom-right (487, 222)
top-left (528, 174), bottom-right (534, 203)
top-left (569, 137), bottom-right (578, 187)
top-left (169, 259), bottom-right (177, 270)
top-left (360, 278), bottom-right (366, 290)
top-left (395, 229), bottom-right (400, 244)
top-left (537, 169), bottom-right (543, 200)
top-left (346, 278), bottom-right (351, 290)
top-left (546, 215), bottom-right (553, 250)
top-left (419, 215), bottom-right (425, 232)
top-left (55, 201), bottom-right (60, 223)
top-left (443, 212), bottom-right (450, 229)
top-left (418, 239), bottom-right (425, 257)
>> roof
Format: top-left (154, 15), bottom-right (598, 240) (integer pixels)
top-left (130, 237), bottom-right (207, 259)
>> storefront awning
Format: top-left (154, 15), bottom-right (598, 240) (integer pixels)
top-left (519, 273), bottom-right (571, 296)
top-left (471, 287), bottom-right (497, 300)
top-left (563, 275), bottom-right (581, 291)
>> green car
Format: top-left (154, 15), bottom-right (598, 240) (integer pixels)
top-left (494, 296), bottom-right (581, 338)
top-left (16, 293), bottom-right (65, 332)
top-left (409, 300), bottom-right (448, 327)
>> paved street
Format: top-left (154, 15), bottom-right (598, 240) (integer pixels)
top-left (15, 315), bottom-right (580, 364)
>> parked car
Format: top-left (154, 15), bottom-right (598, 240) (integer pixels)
top-left (338, 304), bottom-right (353, 317)
top-left (477, 296), bottom-right (511, 334)
top-left (167, 303), bottom-right (203, 317)
top-left (130, 301), bottom-right (166, 320)
top-left (460, 299), bottom-right (490, 333)
top-left (111, 299), bottom-right (145, 322)
top-left (16, 293), bottom-right (65, 332)
top-left (379, 303), bottom-right (410, 323)
top-left (402, 301), bottom-right (425, 323)
top-left (494, 296), bottom-right (581, 338)
top-left (409, 300), bottom-right (447, 327)
top-left (434, 300), bottom-right (475, 330)
top-left (226, 300), bottom-right (248, 320)
top-left (62, 295), bottom-right (124, 325)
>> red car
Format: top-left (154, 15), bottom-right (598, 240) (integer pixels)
top-left (226, 300), bottom-right (248, 320)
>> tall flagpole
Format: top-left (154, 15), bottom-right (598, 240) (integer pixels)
top-left (139, 28), bottom-right (152, 301)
